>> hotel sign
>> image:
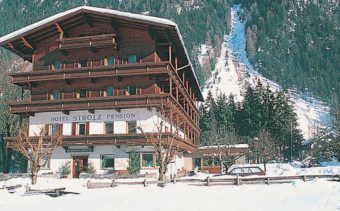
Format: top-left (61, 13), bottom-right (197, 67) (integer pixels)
top-left (30, 108), bottom-right (155, 124)
top-left (50, 113), bottom-right (136, 123)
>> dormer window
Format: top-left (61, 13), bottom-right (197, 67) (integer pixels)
top-left (127, 55), bottom-right (137, 64)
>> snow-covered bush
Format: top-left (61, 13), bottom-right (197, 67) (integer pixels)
top-left (58, 161), bottom-right (71, 178)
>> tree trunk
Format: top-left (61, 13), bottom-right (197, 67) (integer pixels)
top-left (158, 151), bottom-right (165, 182)
top-left (5, 148), bottom-right (12, 173)
top-left (220, 161), bottom-right (224, 175)
top-left (158, 163), bottom-right (165, 182)
top-left (31, 160), bottom-right (39, 185)
top-left (263, 160), bottom-right (267, 173)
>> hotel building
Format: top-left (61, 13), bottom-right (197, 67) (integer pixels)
top-left (0, 6), bottom-right (203, 178)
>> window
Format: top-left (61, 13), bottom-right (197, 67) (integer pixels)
top-left (105, 86), bottom-right (114, 96)
top-left (80, 60), bottom-right (88, 67)
top-left (105, 122), bottom-right (114, 134)
top-left (203, 157), bottom-right (213, 167)
top-left (141, 153), bottom-right (154, 167)
top-left (78, 123), bottom-right (86, 135)
top-left (38, 156), bottom-right (50, 170)
top-left (107, 56), bottom-right (114, 65)
top-left (127, 55), bottom-right (137, 64)
top-left (127, 85), bottom-right (136, 95)
top-left (79, 89), bottom-right (87, 98)
top-left (51, 124), bottom-right (59, 135)
top-left (50, 90), bottom-right (60, 100)
top-left (127, 121), bottom-right (137, 134)
top-left (54, 61), bottom-right (62, 70)
top-left (101, 154), bottom-right (115, 169)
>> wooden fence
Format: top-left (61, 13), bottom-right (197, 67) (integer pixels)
top-left (86, 174), bottom-right (340, 189)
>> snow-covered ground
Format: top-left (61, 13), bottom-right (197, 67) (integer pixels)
top-left (1, 164), bottom-right (340, 211)
top-left (202, 5), bottom-right (330, 139)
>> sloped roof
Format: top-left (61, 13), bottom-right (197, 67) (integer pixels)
top-left (0, 6), bottom-right (203, 101)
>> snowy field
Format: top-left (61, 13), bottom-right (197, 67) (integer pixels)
top-left (0, 177), bottom-right (339, 211)
top-left (1, 164), bottom-right (340, 211)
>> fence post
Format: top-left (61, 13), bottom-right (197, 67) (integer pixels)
top-left (303, 175), bottom-right (307, 182)
top-left (111, 178), bottom-right (116, 187)
top-left (266, 177), bottom-right (270, 185)
top-left (173, 175), bottom-right (177, 184)
top-left (236, 174), bottom-right (240, 186)
top-left (206, 176), bottom-right (210, 186)
top-left (87, 180), bottom-right (91, 189)
top-left (143, 179), bottom-right (148, 187)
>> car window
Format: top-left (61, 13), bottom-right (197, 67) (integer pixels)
top-left (250, 167), bottom-right (261, 173)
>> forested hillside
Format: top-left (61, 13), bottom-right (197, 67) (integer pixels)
top-left (0, 0), bottom-right (338, 101)
top-left (237, 0), bottom-right (339, 103)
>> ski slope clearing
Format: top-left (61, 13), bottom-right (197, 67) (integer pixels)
top-left (202, 5), bottom-right (330, 139)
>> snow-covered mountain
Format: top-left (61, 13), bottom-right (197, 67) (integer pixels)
top-left (201, 5), bottom-right (330, 139)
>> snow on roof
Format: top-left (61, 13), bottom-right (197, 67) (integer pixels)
top-left (0, 6), bottom-right (202, 97)
top-left (199, 144), bottom-right (249, 149)
top-left (0, 6), bottom-right (176, 44)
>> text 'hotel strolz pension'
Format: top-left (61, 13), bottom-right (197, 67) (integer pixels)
top-left (0, 6), bottom-right (204, 178)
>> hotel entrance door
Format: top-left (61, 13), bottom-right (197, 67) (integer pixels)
top-left (72, 156), bottom-right (88, 178)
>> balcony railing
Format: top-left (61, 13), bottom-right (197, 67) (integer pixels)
top-left (5, 132), bottom-right (196, 151)
top-left (57, 34), bottom-right (117, 50)
top-left (9, 94), bottom-right (171, 115)
top-left (9, 62), bottom-right (171, 86)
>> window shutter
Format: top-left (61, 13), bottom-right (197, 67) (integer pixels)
top-left (44, 124), bottom-right (49, 136)
top-left (58, 124), bottom-right (63, 135)
top-left (85, 122), bottom-right (90, 135)
top-left (72, 122), bottom-right (76, 135)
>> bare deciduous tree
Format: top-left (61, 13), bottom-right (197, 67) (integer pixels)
top-left (10, 127), bottom-right (62, 184)
top-left (250, 129), bottom-right (276, 172)
top-left (201, 123), bottom-right (245, 174)
top-left (137, 108), bottom-right (183, 182)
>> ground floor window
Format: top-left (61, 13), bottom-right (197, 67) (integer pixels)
top-left (202, 157), bottom-right (220, 167)
top-left (127, 121), bottom-right (137, 134)
top-left (105, 122), bottom-right (114, 134)
top-left (141, 153), bottom-right (154, 167)
top-left (78, 123), bottom-right (86, 135)
top-left (38, 156), bottom-right (50, 170)
top-left (101, 154), bottom-right (115, 169)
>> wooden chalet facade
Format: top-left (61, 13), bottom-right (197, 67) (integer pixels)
top-left (0, 6), bottom-right (203, 178)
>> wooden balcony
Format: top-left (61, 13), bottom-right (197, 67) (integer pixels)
top-left (6, 132), bottom-right (196, 151)
top-left (57, 34), bottom-right (117, 51)
top-left (9, 62), bottom-right (171, 87)
top-left (9, 94), bottom-right (170, 115)
top-left (9, 93), bottom-right (200, 132)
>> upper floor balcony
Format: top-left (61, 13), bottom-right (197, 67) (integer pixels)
top-left (9, 93), bottom-right (200, 131)
top-left (10, 62), bottom-right (171, 87)
top-left (6, 132), bottom-right (197, 152)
